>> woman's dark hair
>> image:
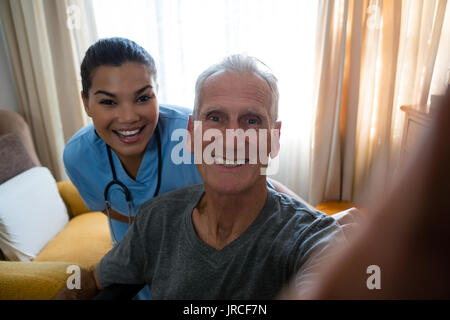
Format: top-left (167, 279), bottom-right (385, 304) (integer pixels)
top-left (80, 37), bottom-right (157, 97)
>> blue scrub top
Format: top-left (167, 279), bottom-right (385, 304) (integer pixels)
top-left (63, 105), bottom-right (202, 240)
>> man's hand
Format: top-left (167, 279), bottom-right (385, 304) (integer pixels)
top-left (52, 268), bottom-right (101, 300)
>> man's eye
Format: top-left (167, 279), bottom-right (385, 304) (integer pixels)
top-left (246, 117), bottom-right (261, 125)
top-left (208, 115), bottom-right (221, 122)
top-left (100, 99), bottom-right (115, 105)
top-left (137, 95), bottom-right (151, 103)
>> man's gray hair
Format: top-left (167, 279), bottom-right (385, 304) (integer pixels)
top-left (193, 54), bottom-right (279, 123)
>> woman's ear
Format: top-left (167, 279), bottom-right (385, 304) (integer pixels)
top-left (81, 91), bottom-right (92, 117)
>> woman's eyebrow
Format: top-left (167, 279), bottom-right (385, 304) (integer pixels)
top-left (93, 85), bottom-right (152, 98)
top-left (94, 90), bottom-right (115, 97)
top-left (134, 85), bottom-right (152, 96)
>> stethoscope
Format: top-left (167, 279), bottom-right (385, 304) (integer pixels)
top-left (103, 126), bottom-right (162, 245)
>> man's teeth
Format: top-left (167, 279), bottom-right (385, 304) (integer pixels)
top-left (214, 157), bottom-right (247, 166)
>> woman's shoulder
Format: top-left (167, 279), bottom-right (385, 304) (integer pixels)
top-left (158, 104), bottom-right (193, 120)
top-left (64, 123), bottom-right (103, 163)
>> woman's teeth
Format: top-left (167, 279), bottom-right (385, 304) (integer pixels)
top-left (115, 127), bottom-right (143, 137)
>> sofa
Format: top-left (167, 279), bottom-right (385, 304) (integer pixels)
top-left (0, 110), bottom-right (112, 299)
top-left (0, 109), bottom-right (355, 300)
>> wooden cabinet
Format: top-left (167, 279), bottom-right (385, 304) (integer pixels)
top-left (400, 106), bottom-right (433, 163)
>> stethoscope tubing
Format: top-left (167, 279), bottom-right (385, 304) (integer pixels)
top-left (103, 126), bottom-right (162, 244)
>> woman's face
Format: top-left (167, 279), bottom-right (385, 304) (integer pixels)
top-left (83, 62), bottom-right (159, 162)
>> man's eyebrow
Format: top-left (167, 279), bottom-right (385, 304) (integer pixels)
top-left (199, 106), bottom-right (223, 116)
top-left (243, 109), bottom-right (265, 117)
top-left (203, 106), bottom-right (222, 112)
top-left (200, 106), bottom-right (267, 117)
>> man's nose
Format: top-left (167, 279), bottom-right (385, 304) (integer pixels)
top-left (223, 120), bottom-right (241, 148)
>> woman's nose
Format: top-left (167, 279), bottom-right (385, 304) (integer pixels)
top-left (117, 104), bottom-right (139, 123)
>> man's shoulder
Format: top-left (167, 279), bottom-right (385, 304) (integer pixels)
top-left (266, 190), bottom-right (345, 266)
top-left (267, 189), bottom-right (340, 240)
top-left (269, 189), bottom-right (328, 221)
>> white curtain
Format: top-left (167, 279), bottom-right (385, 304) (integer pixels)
top-left (92, 0), bottom-right (319, 200)
top-left (309, 0), bottom-right (448, 206)
top-left (0, 0), bottom-right (97, 180)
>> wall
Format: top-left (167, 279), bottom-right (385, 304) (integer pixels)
top-left (0, 16), bottom-right (18, 112)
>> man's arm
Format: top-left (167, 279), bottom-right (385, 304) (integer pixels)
top-left (278, 214), bottom-right (348, 299)
top-left (295, 88), bottom-right (450, 299)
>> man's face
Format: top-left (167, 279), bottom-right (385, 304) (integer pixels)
top-left (190, 71), bottom-right (280, 195)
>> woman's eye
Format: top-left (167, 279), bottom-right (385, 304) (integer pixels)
top-left (137, 95), bottom-right (151, 103)
top-left (100, 99), bottom-right (115, 105)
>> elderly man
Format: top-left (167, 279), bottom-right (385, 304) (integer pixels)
top-left (58, 54), bottom-right (346, 299)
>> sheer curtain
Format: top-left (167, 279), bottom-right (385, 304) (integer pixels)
top-left (309, 0), bottom-right (448, 206)
top-left (92, 0), bottom-right (319, 199)
top-left (0, 0), bottom-right (97, 180)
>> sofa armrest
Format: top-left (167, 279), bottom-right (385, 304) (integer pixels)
top-left (57, 181), bottom-right (91, 217)
top-left (315, 201), bottom-right (357, 215)
top-left (0, 261), bottom-right (75, 300)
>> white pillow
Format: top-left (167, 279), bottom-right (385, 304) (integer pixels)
top-left (0, 167), bottom-right (69, 261)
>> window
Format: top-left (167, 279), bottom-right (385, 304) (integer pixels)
top-left (93, 0), bottom-right (319, 193)
top-left (93, 0), bottom-right (317, 121)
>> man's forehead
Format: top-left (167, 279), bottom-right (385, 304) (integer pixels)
top-left (200, 105), bottom-right (267, 117)
top-left (203, 70), bottom-right (270, 91)
top-left (200, 71), bottom-right (272, 112)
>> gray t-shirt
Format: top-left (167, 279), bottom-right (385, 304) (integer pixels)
top-left (97, 184), bottom-right (345, 299)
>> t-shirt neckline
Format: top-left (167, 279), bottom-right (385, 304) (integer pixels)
top-left (183, 185), bottom-right (277, 268)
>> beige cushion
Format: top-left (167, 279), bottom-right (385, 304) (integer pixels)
top-left (0, 261), bottom-right (77, 300)
top-left (33, 212), bottom-right (112, 269)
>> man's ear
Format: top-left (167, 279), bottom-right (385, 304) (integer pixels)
top-left (186, 115), bottom-right (194, 154)
top-left (81, 91), bottom-right (92, 117)
top-left (270, 121), bottom-right (281, 159)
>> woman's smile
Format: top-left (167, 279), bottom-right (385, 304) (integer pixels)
top-left (113, 125), bottom-right (146, 144)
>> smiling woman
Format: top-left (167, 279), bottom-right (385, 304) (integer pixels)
top-left (82, 62), bottom-right (159, 178)
top-left (63, 38), bottom-right (204, 299)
